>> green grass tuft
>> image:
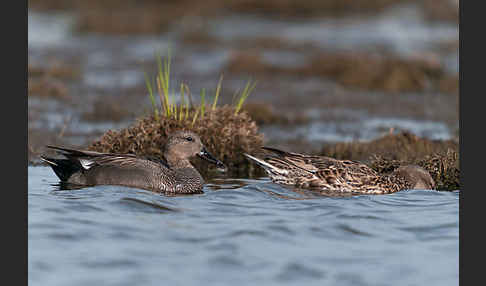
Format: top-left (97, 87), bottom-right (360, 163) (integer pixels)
top-left (146, 50), bottom-right (255, 122)
top-left (234, 79), bottom-right (257, 115)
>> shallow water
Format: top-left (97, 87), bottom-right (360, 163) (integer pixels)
top-left (28, 166), bottom-right (458, 286)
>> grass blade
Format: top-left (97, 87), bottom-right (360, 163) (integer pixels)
top-left (235, 79), bottom-right (257, 114)
top-left (180, 83), bottom-right (185, 121)
top-left (212, 74), bottom-right (223, 110)
top-left (200, 88), bottom-right (206, 118)
top-left (191, 109), bottom-right (200, 127)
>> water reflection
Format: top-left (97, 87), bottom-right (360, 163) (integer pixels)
top-left (29, 166), bottom-right (458, 286)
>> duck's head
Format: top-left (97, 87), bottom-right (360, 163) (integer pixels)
top-left (165, 131), bottom-right (226, 170)
top-left (393, 165), bottom-right (435, 190)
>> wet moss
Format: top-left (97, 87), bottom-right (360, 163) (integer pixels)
top-left (242, 102), bottom-right (309, 126)
top-left (30, 0), bottom-right (220, 35)
top-left (30, 0), bottom-right (457, 35)
top-left (226, 50), bottom-right (453, 94)
top-left (81, 98), bottom-right (135, 122)
top-left (28, 77), bottom-right (69, 99)
top-left (88, 106), bottom-right (265, 177)
top-left (305, 52), bottom-right (446, 93)
top-left (227, 0), bottom-right (411, 17)
top-left (320, 131), bottom-right (459, 190)
top-left (28, 62), bottom-right (80, 99)
top-left (438, 73), bottom-right (459, 95)
top-left (421, 0), bottom-right (459, 23)
top-left (29, 62), bottom-right (80, 79)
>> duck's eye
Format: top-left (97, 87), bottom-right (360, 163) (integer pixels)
top-left (186, 136), bottom-right (193, 142)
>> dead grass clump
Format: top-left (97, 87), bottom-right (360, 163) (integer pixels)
top-left (242, 102), bottom-right (309, 125)
top-left (370, 149), bottom-right (459, 191)
top-left (28, 62), bottom-right (80, 79)
top-left (305, 52), bottom-right (445, 93)
top-left (28, 77), bottom-right (69, 99)
top-left (31, 0), bottom-right (219, 35)
top-left (88, 106), bottom-right (265, 177)
top-left (234, 37), bottom-right (317, 52)
top-left (421, 0), bottom-right (458, 23)
top-left (225, 51), bottom-right (276, 75)
top-left (438, 73), bottom-right (459, 94)
top-left (225, 50), bottom-right (452, 93)
top-left (81, 98), bottom-right (135, 122)
top-left (180, 29), bottom-right (223, 46)
top-left (320, 131), bottom-right (459, 190)
top-left (75, 8), bottom-right (176, 35)
top-left (30, 0), bottom-right (457, 35)
top-left (29, 0), bottom-right (409, 23)
top-left (416, 149), bottom-right (459, 190)
top-left (321, 131), bottom-right (458, 162)
top-left (227, 0), bottom-right (410, 17)
top-left (28, 62), bottom-right (80, 99)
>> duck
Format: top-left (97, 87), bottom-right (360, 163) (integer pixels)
top-left (41, 131), bottom-right (226, 194)
top-left (244, 146), bottom-right (435, 194)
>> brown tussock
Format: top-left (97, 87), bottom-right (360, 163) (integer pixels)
top-left (88, 106), bottom-right (265, 177)
top-left (226, 50), bottom-right (453, 93)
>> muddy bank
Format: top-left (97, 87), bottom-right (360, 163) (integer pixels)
top-left (29, 0), bottom-right (458, 35)
top-left (28, 61), bottom-right (81, 99)
top-left (225, 50), bottom-right (457, 94)
top-left (320, 131), bottom-right (459, 190)
top-left (242, 102), bottom-right (310, 125)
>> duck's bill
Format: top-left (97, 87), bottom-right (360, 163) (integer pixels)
top-left (198, 147), bottom-right (227, 172)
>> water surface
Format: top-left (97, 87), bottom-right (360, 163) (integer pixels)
top-left (29, 166), bottom-right (458, 286)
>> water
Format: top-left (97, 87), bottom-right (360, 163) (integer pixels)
top-left (28, 9), bottom-right (458, 153)
top-left (28, 166), bottom-right (458, 286)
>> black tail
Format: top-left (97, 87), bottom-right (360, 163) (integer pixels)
top-left (261, 146), bottom-right (293, 156)
top-left (40, 156), bottom-right (82, 182)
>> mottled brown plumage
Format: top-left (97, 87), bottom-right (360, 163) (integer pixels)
top-left (41, 131), bottom-right (225, 194)
top-left (244, 147), bottom-right (435, 194)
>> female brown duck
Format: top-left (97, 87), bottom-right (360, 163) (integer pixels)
top-left (244, 147), bottom-right (435, 194)
top-left (41, 131), bottom-right (225, 194)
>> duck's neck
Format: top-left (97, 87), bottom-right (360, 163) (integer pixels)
top-left (164, 151), bottom-right (193, 169)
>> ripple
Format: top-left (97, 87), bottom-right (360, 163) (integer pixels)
top-left (226, 229), bottom-right (268, 238)
top-left (208, 255), bottom-right (244, 268)
top-left (275, 262), bottom-right (326, 282)
top-left (80, 259), bottom-right (139, 269)
top-left (333, 272), bottom-right (369, 286)
top-left (61, 203), bottom-right (106, 213)
top-left (118, 197), bottom-right (180, 213)
top-left (47, 232), bottom-right (92, 241)
top-left (29, 166), bottom-right (458, 286)
top-left (336, 223), bottom-right (374, 238)
top-left (336, 214), bottom-right (382, 221)
top-left (266, 225), bottom-right (296, 236)
top-left (206, 242), bottom-right (239, 253)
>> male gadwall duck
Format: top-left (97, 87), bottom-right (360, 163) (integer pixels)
top-left (41, 131), bottom-right (225, 194)
top-left (244, 147), bottom-right (435, 194)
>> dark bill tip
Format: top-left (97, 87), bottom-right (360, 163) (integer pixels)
top-left (198, 147), bottom-right (226, 171)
